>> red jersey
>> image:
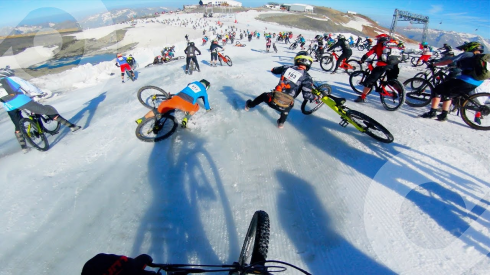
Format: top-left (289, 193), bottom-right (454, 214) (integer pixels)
top-left (365, 43), bottom-right (388, 67)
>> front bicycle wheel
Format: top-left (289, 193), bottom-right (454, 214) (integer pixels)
top-left (402, 78), bottom-right (434, 107)
top-left (380, 79), bottom-right (405, 111)
top-left (40, 115), bottom-right (60, 135)
top-left (135, 114), bottom-right (178, 142)
top-left (460, 92), bottom-right (490, 130)
top-left (301, 84), bottom-right (332, 115)
top-left (349, 70), bottom-right (368, 95)
top-left (137, 86), bottom-right (170, 109)
top-left (237, 210), bottom-right (270, 270)
top-left (357, 45), bottom-right (364, 51)
top-left (347, 110), bottom-right (394, 143)
top-left (345, 59), bottom-right (362, 75)
top-left (19, 118), bottom-right (50, 151)
top-left (225, 55), bottom-right (233, 66)
top-left (413, 72), bottom-right (428, 80)
top-left (411, 57), bottom-right (422, 66)
top-left (319, 55), bottom-right (334, 72)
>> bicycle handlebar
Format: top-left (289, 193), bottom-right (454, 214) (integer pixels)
top-left (147, 260), bottom-right (312, 275)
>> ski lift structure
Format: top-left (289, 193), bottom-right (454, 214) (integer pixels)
top-left (389, 9), bottom-right (429, 43)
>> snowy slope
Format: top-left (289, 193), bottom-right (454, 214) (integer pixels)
top-left (0, 12), bottom-right (490, 275)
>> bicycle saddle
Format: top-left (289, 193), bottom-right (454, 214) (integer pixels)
top-left (329, 95), bottom-right (346, 106)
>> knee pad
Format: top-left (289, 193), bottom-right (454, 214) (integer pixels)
top-left (121, 73), bottom-right (125, 76)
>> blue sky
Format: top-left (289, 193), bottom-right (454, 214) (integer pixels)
top-left (0, 0), bottom-right (488, 38)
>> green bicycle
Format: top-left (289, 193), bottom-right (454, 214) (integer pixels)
top-left (19, 110), bottom-right (61, 151)
top-left (301, 82), bottom-right (394, 143)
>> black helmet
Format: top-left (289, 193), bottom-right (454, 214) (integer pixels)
top-left (200, 79), bottom-right (211, 90)
top-left (294, 51), bottom-right (313, 71)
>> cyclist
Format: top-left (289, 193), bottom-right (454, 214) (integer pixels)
top-left (115, 53), bottom-right (135, 83)
top-left (184, 42), bottom-right (202, 73)
top-left (244, 51), bottom-right (316, 129)
top-left (355, 36), bottom-right (362, 47)
top-left (266, 37), bottom-right (272, 52)
top-left (419, 42), bottom-right (487, 121)
top-left (126, 54), bottom-right (136, 68)
top-left (209, 40), bottom-right (223, 67)
top-left (135, 79), bottom-right (212, 128)
top-left (438, 43), bottom-right (453, 57)
top-left (354, 34), bottom-right (400, 102)
top-left (299, 35), bottom-right (306, 50)
top-left (82, 253), bottom-right (156, 275)
top-left (326, 34), bottom-right (352, 74)
top-left (414, 42), bottom-right (432, 66)
top-left (0, 71), bottom-right (81, 152)
top-left (314, 34), bottom-right (325, 60)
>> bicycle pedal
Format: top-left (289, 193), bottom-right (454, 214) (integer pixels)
top-left (339, 118), bottom-right (349, 128)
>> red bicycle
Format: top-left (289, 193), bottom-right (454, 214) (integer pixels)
top-left (320, 50), bottom-right (362, 74)
top-left (348, 60), bottom-right (405, 111)
top-left (217, 50), bottom-right (233, 66)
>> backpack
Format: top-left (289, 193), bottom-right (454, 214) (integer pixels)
top-left (381, 41), bottom-right (402, 65)
top-left (470, 54), bottom-right (490, 80)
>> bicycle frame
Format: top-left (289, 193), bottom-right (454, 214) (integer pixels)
top-left (314, 92), bottom-right (367, 133)
top-left (218, 52), bottom-right (228, 63)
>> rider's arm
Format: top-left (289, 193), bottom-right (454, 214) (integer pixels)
top-left (271, 65), bottom-right (287, 75)
top-left (196, 47), bottom-right (202, 55)
top-left (201, 95), bottom-right (211, 110)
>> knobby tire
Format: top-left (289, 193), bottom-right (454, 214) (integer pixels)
top-left (301, 84), bottom-right (332, 115)
top-left (41, 115), bottom-right (61, 135)
top-left (137, 86), bottom-right (170, 109)
top-left (225, 55), bottom-right (233, 66)
top-left (20, 118), bottom-right (49, 151)
top-left (349, 70), bottom-right (368, 94)
top-left (135, 114), bottom-right (178, 142)
top-left (379, 79), bottom-right (405, 111)
top-left (402, 78), bottom-right (434, 107)
top-left (347, 110), bottom-right (394, 143)
top-left (345, 59), bottom-right (363, 75)
top-left (236, 210), bottom-right (270, 271)
top-left (319, 55), bottom-right (334, 72)
top-left (460, 92), bottom-right (490, 130)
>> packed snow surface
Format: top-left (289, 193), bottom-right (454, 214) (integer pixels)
top-left (0, 11), bottom-right (489, 275)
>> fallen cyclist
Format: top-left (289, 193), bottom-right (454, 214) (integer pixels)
top-left (135, 79), bottom-right (212, 128)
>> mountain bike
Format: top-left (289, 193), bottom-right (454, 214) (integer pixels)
top-left (401, 79), bottom-right (490, 130)
top-left (135, 86), bottom-right (178, 142)
top-left (301, 82), bottom-right (394, 143)
top-left (145, 56), bottom-right (185, 67)
top-left (217, 51), bottom-right (233, 66)
top-left (288, 40), bottom-right (299, 50)
top-left (357, 42), bottom-right (372, 51)
top-left (19, 110), bottom-right (61, 151)
top-left (410, 55), bottom-right (436, 67)
top-left (235, 41), bottom-right (247, 47)
top-left (349, 60), bottom-right (405, 111)
top-left (147, 210), bottom-right (312, 275)
top-left (412, 65), bottom-right (449, 86)
top-left (319, 51), bottom-right (362, 75)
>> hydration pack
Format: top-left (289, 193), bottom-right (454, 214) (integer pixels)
top-left (470, 54), bottom-right (490, 80)
top-left (381, 41), bottom-right (402, 65)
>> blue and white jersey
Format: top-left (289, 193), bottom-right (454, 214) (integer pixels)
top-left (116, 56), bottom-right (129, 66)
top-left (178, 81), bottom-right (211, 110)
top-left (0, 77), bottom-right (32, 111)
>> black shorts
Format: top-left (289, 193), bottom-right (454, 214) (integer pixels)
top-left (433, 78), bottom-right (478, 101)
top-left (211, 52), bottom-right (218, 61)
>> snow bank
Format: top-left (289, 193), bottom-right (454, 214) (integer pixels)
top-left (0, 46), bottom-right (57, 69)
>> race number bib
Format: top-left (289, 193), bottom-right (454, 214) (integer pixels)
top-left (188, 83), bottom-right (201, 93)
top-left (0, 87), bottom-right (8, 98)
top-left (283, 68), bottom-right (302, 84)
